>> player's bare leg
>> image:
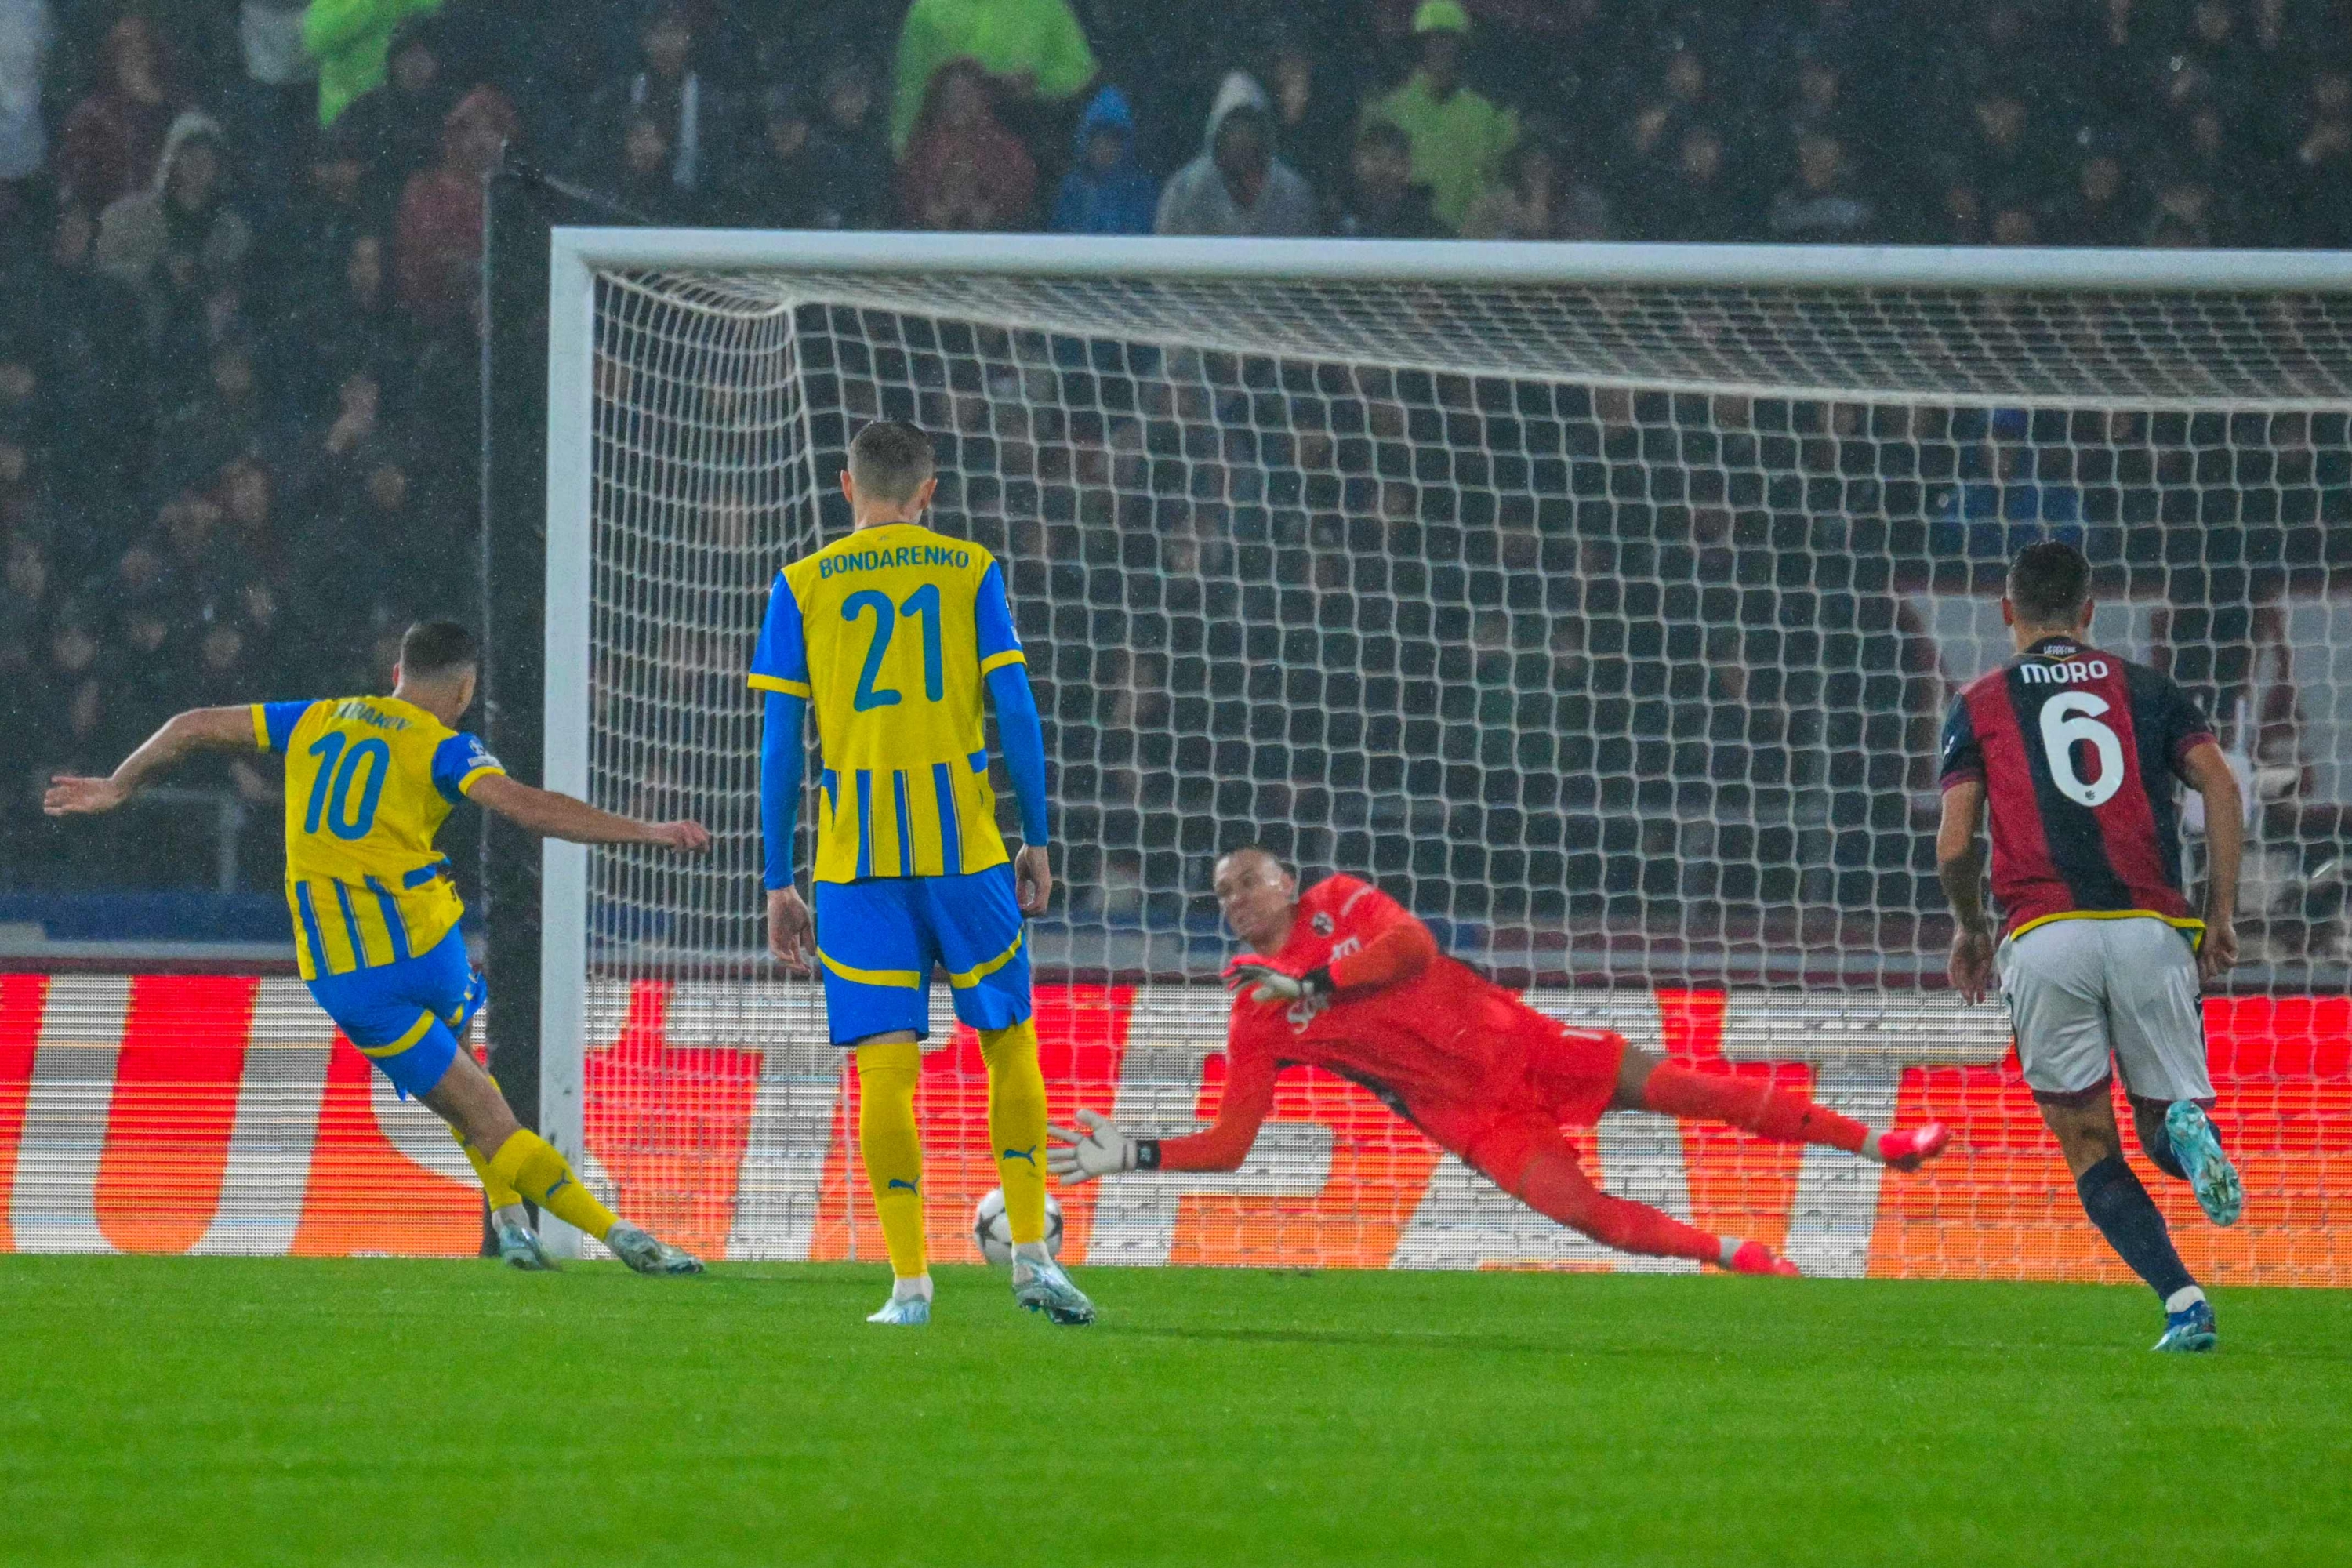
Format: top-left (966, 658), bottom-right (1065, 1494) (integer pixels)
top-left (1613, 1047), bottom-right (1952, 1171)
top-left (2040, 1083), bottom-right (2214, 1351)
top-left (1469, 1119), bottom-right (1798, 1276)
top-left (422, 1050), bottom-right (702, 1276)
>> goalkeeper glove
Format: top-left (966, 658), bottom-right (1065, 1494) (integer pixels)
top-left (1222, 955), bottom-right (1334, 1006)
top-left (1048, 1109), bottom-right (1145, 1183)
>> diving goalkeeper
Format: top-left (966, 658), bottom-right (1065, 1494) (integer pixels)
top-left (1051, 848), bottom-right (1951, 1273)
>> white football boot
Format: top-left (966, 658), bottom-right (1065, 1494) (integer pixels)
top-left (1011, 1247), bottom-right (1096, 1326)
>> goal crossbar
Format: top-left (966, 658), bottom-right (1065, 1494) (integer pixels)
top-left (554, 230), bottom-right (2352, 292)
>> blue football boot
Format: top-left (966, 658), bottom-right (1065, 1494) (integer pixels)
top-left (2165, 1101), bottom-right (2244, 1228)
top-left (2154, 1296), bottom-right (2218, 1354)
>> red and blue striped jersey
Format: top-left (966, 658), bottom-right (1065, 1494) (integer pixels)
top-left (1939, 635), bottom-right (2215, 940)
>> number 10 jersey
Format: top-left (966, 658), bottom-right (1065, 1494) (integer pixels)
top-left (253, 696), bottom-right (506, 978)
top-left (749, 521), bottom-right (1025, 884)
top-left (1939, 634), bottom-right (2216, 941)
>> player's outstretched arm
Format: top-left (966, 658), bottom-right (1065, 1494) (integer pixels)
top-left (467, 774), bottom-right (710, 853)
top-left (2180, 741), bottom-right (2243, 984)
top-left (43, 706), bottom-right (258, 816)
top-left (1936, 779), bottom-right (1995, 1003)
top-left (1050, 1047), bottom-right (1276, 1180)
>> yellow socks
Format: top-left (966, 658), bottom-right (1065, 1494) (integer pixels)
top-left (854, 1039), bottom-right (927, 1280)
top-left (456, 1076), bottom-right (526, 1215)
top-left (979, 1018), bottom-right (1049, 1247)
top-left (850, 1022), bottom-right (1046, 1274)
top-left (456, 1131), bottom-right (527, 1217)
top-left (487, 1129), bottom-right (619, 1242)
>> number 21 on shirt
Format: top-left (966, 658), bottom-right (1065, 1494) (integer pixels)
top-left (844, 583), bottom-right (944, 710)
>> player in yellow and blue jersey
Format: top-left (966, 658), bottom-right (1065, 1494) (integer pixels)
top-left (754, 419), bottom-right (1093, 1326)
top-left (45, 621), bottom-right (708, 1276)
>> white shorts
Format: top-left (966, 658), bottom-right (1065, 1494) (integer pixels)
top-left (1997, 916), bottom-right (2212, 1102)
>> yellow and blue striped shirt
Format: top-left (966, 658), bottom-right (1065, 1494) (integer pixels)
top-left (252, 696), bottom-right (505, 980)
top-left (749, 522), bottom-right (1027, 884)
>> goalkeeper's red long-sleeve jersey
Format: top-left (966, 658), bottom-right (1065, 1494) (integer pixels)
top-left (1155, 874), bottom-right (1551, 1172)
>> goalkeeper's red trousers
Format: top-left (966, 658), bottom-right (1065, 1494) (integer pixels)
top-left (1414, 1059), bottom-right (1871, 1265)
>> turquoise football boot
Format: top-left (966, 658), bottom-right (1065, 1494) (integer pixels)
top-left (2165, 1102), bottom-right (2243, 1228)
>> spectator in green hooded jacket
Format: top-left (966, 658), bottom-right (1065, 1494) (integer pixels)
top-left (303, 0), bottom-right (444, 126)
top-left (1361, 0), bottom-right (1517, 233)
top-left (890, 0), bottom-right (1098, 153)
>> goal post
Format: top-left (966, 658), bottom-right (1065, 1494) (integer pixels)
top-left (535, 238), bottom-right (598, 1258)
top-left (539, 232), bottom-right (2352, 1277)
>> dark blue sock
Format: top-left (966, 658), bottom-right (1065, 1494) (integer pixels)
top-left (2131, 1098), bottom-right (2190, 1180)
top-left (2142, 1121), bottom-right (2187, 1181)
top-left (2075, 1153), bottom-right (2194, 1301)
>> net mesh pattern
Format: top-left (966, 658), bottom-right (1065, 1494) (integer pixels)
top-left (568, 263), bottom-right (2352, 1275)
top-left (631, 270), bottom-right (2352, 406)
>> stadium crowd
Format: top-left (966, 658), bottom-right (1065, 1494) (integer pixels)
top-left (2, 0), bottom-right (2350, 957)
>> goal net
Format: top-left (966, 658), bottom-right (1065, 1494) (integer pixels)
top-left (546, 235), bottom-right (2352, 1283)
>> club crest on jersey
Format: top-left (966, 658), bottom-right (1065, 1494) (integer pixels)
top-left (1312, 913), bottom-right (1334, 935)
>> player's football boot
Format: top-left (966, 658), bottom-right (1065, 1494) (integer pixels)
top-left (1875, 1122), bottom-right (1954, 1173)
top-left (2164, 1101), bottom-right (2243, 1228)
top-left (1725, 1240), bottom-right (1802, 1277)
top-left (867, 1294), bottom-right (931, 1327)
top-left (606, 1221), bottom-right (704, 1276)
top-left (2153, 1297), bottom-right (2218, 1354)
top-left (495, 1218), bottom-right (557, 1271)
top-left (1011, 1254), bottom-right (1098, 1325)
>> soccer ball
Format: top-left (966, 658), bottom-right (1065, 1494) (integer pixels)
top-left (973, 1188), bottom-right (1064, 1265)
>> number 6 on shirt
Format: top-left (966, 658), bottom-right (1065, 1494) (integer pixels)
top-left (2038, 691), bottom-right (2125, 808)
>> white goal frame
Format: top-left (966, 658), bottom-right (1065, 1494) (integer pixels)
top-left (539, 231), bottom-right (2352, 1256)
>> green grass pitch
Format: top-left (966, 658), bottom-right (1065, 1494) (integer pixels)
top-left (2, 1258), bottom-right (2344, 1566)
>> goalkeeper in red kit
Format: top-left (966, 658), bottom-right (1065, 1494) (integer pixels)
top-left (1051, 848), bottom-right (1952, 1274)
